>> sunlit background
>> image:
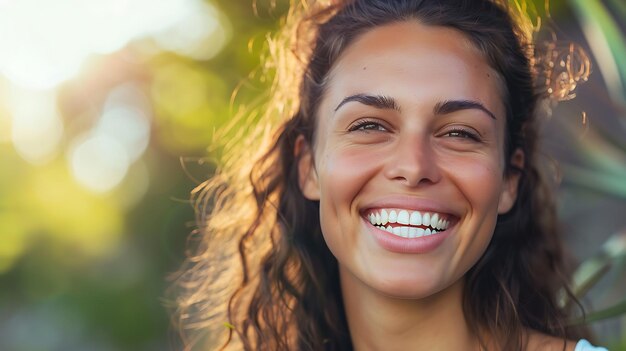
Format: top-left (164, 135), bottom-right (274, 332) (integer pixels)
top-left (0, 0), bottom-right (624, 350)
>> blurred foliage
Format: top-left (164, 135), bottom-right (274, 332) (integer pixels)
top-left (556, 0), bottom-right (626, 348)
top-left (0, 0), bottom-right (624, 350)
top-left (0, 1), bottom-right (284, 350)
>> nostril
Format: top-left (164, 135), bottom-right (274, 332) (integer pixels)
top-left (391, 174), bottom-right (438, 188)
top-left (383, 145), bottom-right (442, 186)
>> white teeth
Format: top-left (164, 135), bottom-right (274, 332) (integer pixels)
top-left (397, 210), bottom-right (409, 225)
top-left (409, 211), bottom-right (422, 226)
top-left (381, 209), bottom-right (388, 225)
top-left (422, 213), bottom-right (430, 227)
top-left (416, 228), bottom-right (424, 237)
top-left (388, 210), bottom-right (397, 223)
top-left (373, 225), bottom-right (444, 239)
top-left (368, 209), bottom-right (452, 235)
top-left (400, 226), bottom-right (409, 238)
top-left (431, 213), bottom-right (439, 229)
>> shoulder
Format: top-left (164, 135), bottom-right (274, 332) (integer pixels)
top-left (573, 339), bottom-right (609, 351)
top-left (525, 332), bottom-right (608, 351)
top-left (525, 331), bottom-right (577, 351)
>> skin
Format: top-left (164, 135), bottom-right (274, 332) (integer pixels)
top-left (297, 21), bottom-right (573, 350)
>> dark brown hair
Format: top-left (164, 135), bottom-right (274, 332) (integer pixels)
top-left (173, 1), bottom-right (591, 350)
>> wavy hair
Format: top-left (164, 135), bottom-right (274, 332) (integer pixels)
top-left (172, 0), bottom-right (591, 350)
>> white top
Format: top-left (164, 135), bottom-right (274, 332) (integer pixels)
top-left (575, 339), bottom-right (608, 351)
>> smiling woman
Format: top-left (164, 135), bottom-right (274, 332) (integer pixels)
top-left (298, 21), bottom-right (519, 305)
top-left (173, 1), bottom-right (606, 350)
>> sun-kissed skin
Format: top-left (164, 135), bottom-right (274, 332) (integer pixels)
top-left (297, 21), bottom-right (577, 351)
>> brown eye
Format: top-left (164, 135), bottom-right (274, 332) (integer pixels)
top-left (444, 128), bottom-right (481, 141)
top-left (348, 119), bottom-right (388, 132)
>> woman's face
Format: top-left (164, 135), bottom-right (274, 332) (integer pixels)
top-left (298, 21), bottom-right (521, 299)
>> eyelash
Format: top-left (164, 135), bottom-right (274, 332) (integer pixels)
top-left (347, 119), bottom-right (387, 132)
top-left (347, 120), bottom-right (481, 141)
top-left (443, 128), bottom-right (481, 141)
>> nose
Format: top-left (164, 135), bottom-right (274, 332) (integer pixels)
top-left (383, 133), bottom-right (442, 187)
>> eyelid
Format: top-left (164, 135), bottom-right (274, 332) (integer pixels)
top-left (347, 118), bottom-right (390, 132)
top-left (441, 126), bottom-right (482, 141)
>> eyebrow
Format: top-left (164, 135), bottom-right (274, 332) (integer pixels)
top-left (334, 93), bottom-right (497, 120)
top-left (334, 94), bottom-right (401, 112)
top-left (433, 99), bottom-right (496, 120)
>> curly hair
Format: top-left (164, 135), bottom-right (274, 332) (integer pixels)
top-left (172, 1), bottom-right (591, 350)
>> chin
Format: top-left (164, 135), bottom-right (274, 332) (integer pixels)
top-left (363, 268), bottom-right (451, 300)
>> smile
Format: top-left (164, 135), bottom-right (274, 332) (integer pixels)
top-left (366, 209), bottom-right (451, 238)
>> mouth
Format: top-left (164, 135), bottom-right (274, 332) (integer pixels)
top-left (364, 209), bottom-right (453, 238)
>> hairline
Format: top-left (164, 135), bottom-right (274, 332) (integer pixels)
top-left (310, 18), bottom-right (511, 164)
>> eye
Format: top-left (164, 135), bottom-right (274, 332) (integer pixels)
top-left (443, 128), bottom-right (481, 141)
top-left (348, 119), bottom-right (388, 132)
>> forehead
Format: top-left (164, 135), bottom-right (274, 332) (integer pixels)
top-left (322, 20), bottom-right (505, 118)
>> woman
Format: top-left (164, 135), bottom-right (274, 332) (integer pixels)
top-left (173, 0), bottom-right (606, 350)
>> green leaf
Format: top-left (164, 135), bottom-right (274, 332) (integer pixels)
top-left (606, 0), bottom-right (626, 20)
top-left (569, 298), bottom-right (626, 325)
top-left (560, 231), bottom-right (626, 308)
top-left (569, 0), bottom-right (626, 102)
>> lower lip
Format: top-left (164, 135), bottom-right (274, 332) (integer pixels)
top-left (364, 219), bottom-right (450, 254)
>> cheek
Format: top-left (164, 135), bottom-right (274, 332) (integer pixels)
top-left (444, 152), bottom-right (503, 208)
top-left (316, 145), bottom-right (383, 250)
top-left (444, 155), bottom-right (503, 264)
top-left (470, 165), bottom-right (503, 205)
top-left (317, 145), bottom-right (383, 206)
top-left (443, 152), bottom-right (504, 210)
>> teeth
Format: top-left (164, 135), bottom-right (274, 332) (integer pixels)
top-left (409, 211), bottom-right (421, 226)
top-left (373, 225), bottom-right (443, 238)
top-left (423, 213), bottom-right (430, 227)
top-left (388, 210), bottom-right (397, 223)
top-left (400, 226), bottom-right (409, 238)
top-left (431, 213), bottom-right (439, 229)
top-left (368, 209), bottom-right (452, 236)
top-left (397, 210), bottom-right (409, 225)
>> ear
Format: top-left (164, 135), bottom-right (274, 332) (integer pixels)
top-left (295, 135), bottom-right (320, 200)
top-left (497, 148), bottom-right (524, 214)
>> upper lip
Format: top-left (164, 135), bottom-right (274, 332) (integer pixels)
top-left (359, 195), bottom-right (461, 219)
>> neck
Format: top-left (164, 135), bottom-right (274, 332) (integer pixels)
top-left (340, 267), bottom-right (479, 351)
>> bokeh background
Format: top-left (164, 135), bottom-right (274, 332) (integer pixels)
top-left (0, 0), bottom-right (624, 350)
